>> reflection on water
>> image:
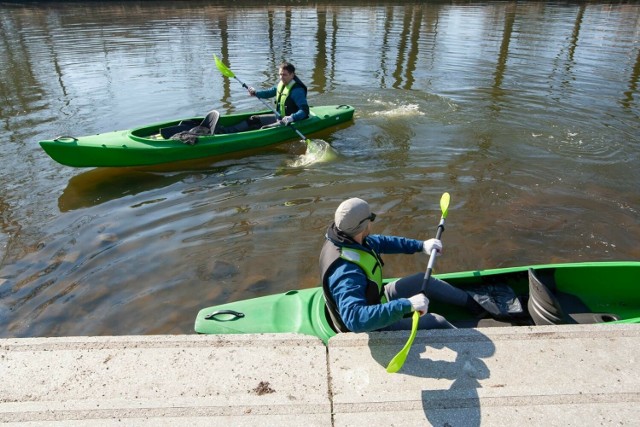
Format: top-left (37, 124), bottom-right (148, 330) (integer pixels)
top-left (1, 1), bottom-right (639, 338)
top-left (59, 168), bottom-right (190, 212)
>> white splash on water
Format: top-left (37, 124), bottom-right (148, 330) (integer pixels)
top-left (370, 100), bottom-right (425, 117)
top-left (288, 139), bottom-right (340, 167)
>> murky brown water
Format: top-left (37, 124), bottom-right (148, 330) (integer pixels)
top-left (1, 1), bottom-right (639, 337)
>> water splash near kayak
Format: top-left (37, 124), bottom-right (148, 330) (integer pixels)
top-left (370, 100), bottom-right (425, 117)
top-left (288, 139), bottom-right (340, 167)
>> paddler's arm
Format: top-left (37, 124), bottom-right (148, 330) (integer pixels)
top-left (287, 87), bottom-right (309, 121)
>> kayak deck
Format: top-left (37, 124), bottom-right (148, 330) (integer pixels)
top-left (195, 287), bottom-right (335, 342)
top-left (194, 262), bottom-right (640, 344)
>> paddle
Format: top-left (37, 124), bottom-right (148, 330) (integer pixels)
top-left (386, 192), bottom-right (451, 374)
top-left (213, 54), bottom-right (312, 145)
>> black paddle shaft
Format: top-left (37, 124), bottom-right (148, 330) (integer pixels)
top-left (420, 221), bottom-right (446, 296)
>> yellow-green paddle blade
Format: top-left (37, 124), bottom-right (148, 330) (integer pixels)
top-left (386, 311), bottom-right (420, 373)
top-left (213, 54), bottom-right (235, 78)
top-left (440, 192), bottom-right (450, 219)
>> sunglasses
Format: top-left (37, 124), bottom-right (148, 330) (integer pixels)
top-left (357, 212), bottom-right (376, 226)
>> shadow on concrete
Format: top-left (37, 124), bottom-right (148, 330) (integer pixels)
top-left (369, 328), bottom-right (495, 426)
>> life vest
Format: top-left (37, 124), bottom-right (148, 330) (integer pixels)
top-left (276, 76), bottom-right (308, 117)
top-left (319, 239), bottom-right (386, 332)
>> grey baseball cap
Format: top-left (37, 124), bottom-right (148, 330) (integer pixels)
top-left (334, 198), bottom-right (375, 236)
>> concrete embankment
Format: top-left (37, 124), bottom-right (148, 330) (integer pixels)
top-left (2, 324), bottom-right (639, 426)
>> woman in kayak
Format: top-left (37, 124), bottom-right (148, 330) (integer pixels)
top-left (217, 62), bottom-right (309, 133)
top-left (319, 197), bottom-right (486, 333)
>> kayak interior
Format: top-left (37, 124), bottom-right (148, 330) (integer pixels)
top-left (129, 109), bottom-right (269, 141)
top-left (434, 263), bottom-right (640, 328)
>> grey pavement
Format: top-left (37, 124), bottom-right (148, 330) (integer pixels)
top-left (2, 324), bottom-right (640, 426)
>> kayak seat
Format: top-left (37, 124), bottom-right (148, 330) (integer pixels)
top-left (527, 268), bottom-right (620, 326)
top-left (160, 119), bottom-right (201, 139)
top-left (162, 111), bottom-right (220, 140)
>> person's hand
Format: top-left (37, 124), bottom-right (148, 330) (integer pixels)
top-left (279, 116), bottom-right (294, 126)
top-left (279, 115), bottom-right (294, 126)
top-left (408, 294), bottom-right (429, 316)
top-left (422, 238), bottom-right (442, 256)
top-left (248, 86), bottom-right (256, 96)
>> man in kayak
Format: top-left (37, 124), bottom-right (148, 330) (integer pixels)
top-left (216, 62), bottom-right (309, 133)
top-left (319, 197), bottom-right (486, 333)
top-left (249, 61), bottom-right (309, 126)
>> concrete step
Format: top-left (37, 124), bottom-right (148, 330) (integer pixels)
top-left (2, 324), bottom-right (640, 426)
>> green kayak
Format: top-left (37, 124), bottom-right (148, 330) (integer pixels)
top-left (39, 104), bottom-right (354, 167)
top-left (194, 261), bottom-right (640, 344)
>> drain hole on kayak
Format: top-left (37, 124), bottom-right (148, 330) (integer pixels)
top-left (285, 290), bottom-right (298, 295)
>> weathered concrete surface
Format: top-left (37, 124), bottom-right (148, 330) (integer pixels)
top-left (328, 324), bottom-right (640, 426)
top-left (2, 324), bottom-right (640, 426)
top-left (0, 334), bottom-right (330, 426)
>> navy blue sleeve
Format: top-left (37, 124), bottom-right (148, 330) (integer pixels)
top-left (256, 86), bottom-right (277, 99)
top-left (327, 260), bottom-right (413, 333)
top-left (288, 87), bottom-right (309, 121)
top-left (366, 234), bottom-right (424, 255)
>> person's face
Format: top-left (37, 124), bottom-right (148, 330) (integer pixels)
top-left (279, 67), bottom-right (294, 85)
top-left (360, 212), bottom-right (376, 239)
top-left (363, 221), bottom-right (372, 238)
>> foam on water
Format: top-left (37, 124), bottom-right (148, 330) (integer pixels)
top-left (369, 100), bottom-right (425, 117)
top-left (287, 139), bottom-right (340, 167)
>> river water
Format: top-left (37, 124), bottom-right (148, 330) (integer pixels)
top-left (1, 1), bottom-right (639, 337)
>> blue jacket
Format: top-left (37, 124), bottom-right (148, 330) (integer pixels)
top-left (324, 232), bottom-right (424, 332)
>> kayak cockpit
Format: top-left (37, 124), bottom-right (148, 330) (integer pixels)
top-left (128, 109), bottom-right (268, 142)
top-left (129, 118), bottom-right (206, 142)
top-left (445, 266), bottom-right (630, 329)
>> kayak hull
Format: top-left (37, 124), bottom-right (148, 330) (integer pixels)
top-left (39, 105), bottom-right (355, 167)
top-left (194, 261), bottom-right (640, 344)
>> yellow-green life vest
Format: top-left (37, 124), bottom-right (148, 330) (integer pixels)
top-left (339, 247), bottom-right (387, 304)
top-left (276, 80), bottom-right (296, 117)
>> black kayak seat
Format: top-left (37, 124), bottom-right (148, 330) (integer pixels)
top-left (527, 268), bottom-right (620, 326)
top-left (160, 119), bottom-right (201, 139)
top-left (160, 110), bottom-right (220, 140)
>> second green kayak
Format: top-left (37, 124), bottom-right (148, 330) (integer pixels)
top-left (39, 104), bottom-right (355, 167)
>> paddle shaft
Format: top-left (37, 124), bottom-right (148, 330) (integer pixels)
top-left (234, 78), bottom-right (281, 117)
top-left (421, 218), bottom-right (446, 295)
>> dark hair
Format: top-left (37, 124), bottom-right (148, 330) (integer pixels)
top-left (279, 62), bottom-right (295, 74)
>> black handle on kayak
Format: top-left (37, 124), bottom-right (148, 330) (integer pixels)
top-left (54, 136), bottom-right (78, 142)
top-left (204, 310), bottom-right (245, 321)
